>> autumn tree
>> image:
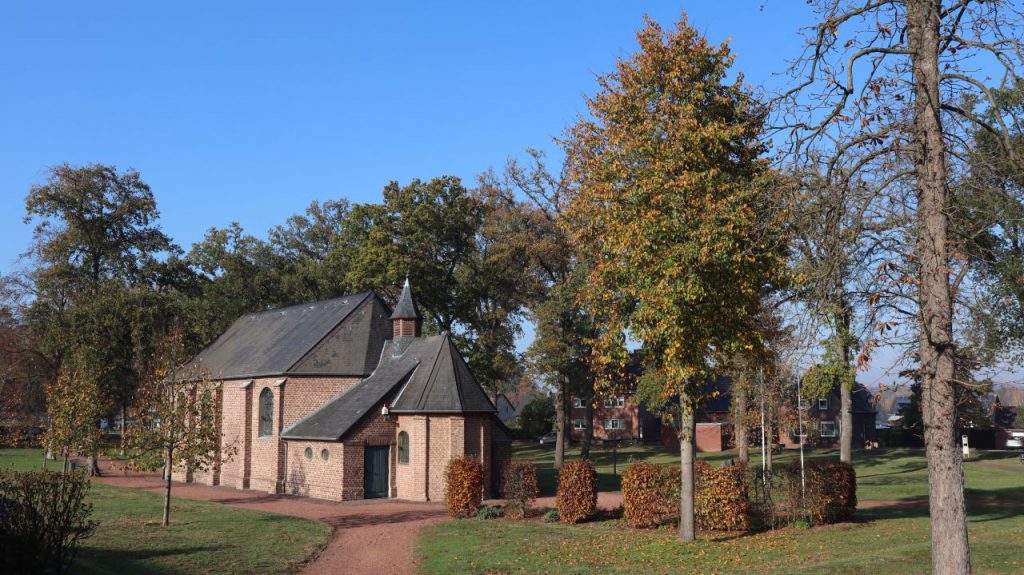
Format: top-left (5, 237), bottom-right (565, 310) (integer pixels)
top-left (481, 151), bottom-right (599, 466)
top-left (562, 14), bottom-right (788, 542)
top-left (23, 164), bottom-right (179, 470)
top-left (345, 177), bottom-right (532, 399)
top-left (42, 354), bottom-right (107, 473)
top-left (774, 2), bottom-right (1024, 571)
top-left (124, 327), bottom-right (223, 527)
top-left (789, 172), bottom-right (876, 463)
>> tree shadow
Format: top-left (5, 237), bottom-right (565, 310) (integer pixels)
top-left (75, 545), bottom-right (223, 575)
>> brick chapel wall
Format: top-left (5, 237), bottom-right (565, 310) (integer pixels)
top-left (218, 379), bottom-right (253, 489)
top-left (284, 441), bottom-right (345, 500)
top-left (177, 384), bottom-right (224, 486)
top-left (338, 404), bottom-right (397, 500)
top-left (396, 415), bottom-right (426, 500)
top-left (204, 375), bottom-right (359, 494)
top-left (281, 376), bottom-right (362, 428)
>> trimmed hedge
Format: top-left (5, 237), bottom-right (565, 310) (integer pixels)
top-left (803, 461), bottom-right (856, 524)
top-left (556, 460), bottom-right (597, 524)
top-left (502, 459), bottom-right (538, 520)
top-left (768, 461), bottom-right (857, 526)
top-left (622, 461), bottom-right (750, 530)
top-left (695, 460), bottom-right (750, 531)
top-left (621, 461), bottom-right (677, 528)
top-left (444, 456), bottom-right (484, 518)
top-left (0, 470), bottom-right (97, 575)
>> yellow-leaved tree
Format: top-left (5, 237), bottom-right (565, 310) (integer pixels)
top-left (125, 326), bottom-right (226, 527)
top-left (561, 13), bottom-right (789, 542)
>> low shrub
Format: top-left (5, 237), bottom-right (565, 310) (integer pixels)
top-left (0, 426), bottom-right (44, 449)
top-left (444, 456), bottom-right (484, 518)
top-left (621, 461), bottom-right (677, 528)
top-left (502, 459), bottom-right (538, 520)
top-left (541, 508), bottom-right (559, 523)
top-left (556, 459), bottom-right (597, 524)
top-left (477, 504), bottom-right (502, 520)
top-left (694, 460), bottom-right (749, 531)
top-left (0, 470), bottom-right (97, 575)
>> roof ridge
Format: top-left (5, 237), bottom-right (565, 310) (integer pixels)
top-left (242, 290), bottom-right (373, 319)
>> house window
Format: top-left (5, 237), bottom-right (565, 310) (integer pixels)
top-left (304, 447), bottom-right (313, 460)
top-left (572, 398), bottom-right (584, 408)
top-left (572, 419), bottom-right (587, 430)
top-left (603, 397), bottom-right (625, 408)
top-left (398, 431), bottom-right (409, 464)
top-left (603, 419), bottom-right (625, 430)
top-left (321, 449), bottom-right (329, 461)
top-left (818, 398), bottom-right (830, 411)
top-left (820, 421), bottom-right (837, 437)
top-left (258, 388), bottom-right (274, 437)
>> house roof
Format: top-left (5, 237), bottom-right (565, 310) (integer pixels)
top-left (389, 278), bottom-right (420, 320)
top-left (186, 292), bottom-right (389, 380)
top-left (281, 333), bottom-right (496, 441)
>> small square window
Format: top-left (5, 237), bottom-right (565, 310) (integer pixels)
top-left (818, 398), bottom-right (830, 411)
top-left (573, 419), bottom-right (587, 430)
top-left (820, 421), bottom-right (837, 437)
top-left (572, 398), bottom-right (584, 408)
top-left (603, 419), bottom-right (625, 430)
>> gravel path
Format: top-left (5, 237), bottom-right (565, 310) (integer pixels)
top-left (95, 469), bottom-right (446, 575)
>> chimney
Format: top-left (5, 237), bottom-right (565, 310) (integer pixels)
top-left (390, 278), bottom-right (421, 338)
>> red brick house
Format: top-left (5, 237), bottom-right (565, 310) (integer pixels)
top-left (176, 281), bottom-right (511, 501)
top-left (572, 376), bottom-right (877, 452)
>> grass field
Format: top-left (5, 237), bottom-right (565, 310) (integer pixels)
top-left (0, 449), bottom-right (331, 575)
top-left (419, 445), bottom-right (1024, 574)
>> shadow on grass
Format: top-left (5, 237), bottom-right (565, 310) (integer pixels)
top-left (75, 545), bottom-right (223, 575)
top-left (858, 485), bottom-right (1024, 522)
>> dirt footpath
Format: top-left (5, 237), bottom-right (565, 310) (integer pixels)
top-left (95, 471), bottom-right (447, 575)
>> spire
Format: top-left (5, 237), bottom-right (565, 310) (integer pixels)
top-left (390, 278), bottom-right (420, 320)
top-left (390, 278), bottom-right (421, 338)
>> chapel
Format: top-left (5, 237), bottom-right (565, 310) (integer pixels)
top-left (175, 280), bottom-right (511, 501)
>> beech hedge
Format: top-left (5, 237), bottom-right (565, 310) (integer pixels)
top-left (444, 456), bottom-right (484, 518)
top-left (556, 459), bottom-right (597, 524)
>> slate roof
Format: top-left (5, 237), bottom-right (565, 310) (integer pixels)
top-left (281, 333), bottom-right (496, 441)
top-left (390, 278), bottom-right (420, 320)
top-left (186, 292), bottom-right (385, 380)
top-left (390, 333), bottom-right (496, 413)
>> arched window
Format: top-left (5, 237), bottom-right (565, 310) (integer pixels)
top-left (397, 431), bottom-right (409, 465)
top-left (259, 388), bottom-right (274, 437)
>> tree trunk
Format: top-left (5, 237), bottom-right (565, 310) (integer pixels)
top-left (907, 1), bottom-right (970, 573)
top-left (836, 322), bottom-right (854, 464)
top-left (554, 380), bottom-right (567, 470)
top-left (163, 447), bottom-right (173, 527)
top-left (765, 418), bottom-right (774, 473)
top-left (735, 382), bottom-right (749, 465)
top-left (119, 404), bottom-right (127, 456)
top-left (678, 400), bottom-right (696, 543)
top-left (581, 386), bottom-right (594, 459)
top-left (86, 454), bottom-right (101, 477)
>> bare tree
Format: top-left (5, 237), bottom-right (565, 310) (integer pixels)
top-left (773, 2), bottom-right (1024, 573)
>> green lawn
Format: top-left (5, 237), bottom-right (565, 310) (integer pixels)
top-left (420, 446), bottom-right (1024, 574)
top-left (0, 449), bottom-right (331, 575)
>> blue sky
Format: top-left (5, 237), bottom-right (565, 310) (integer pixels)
top-left (6, 1), bottom-right (940, 386)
